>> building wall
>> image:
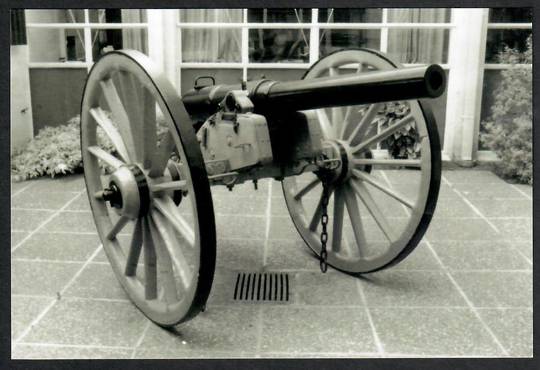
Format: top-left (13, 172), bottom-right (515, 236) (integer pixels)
top-left (11, 45), bottom-right (34, 155)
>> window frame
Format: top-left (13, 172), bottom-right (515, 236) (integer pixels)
top-left (176, 8), bottom-right (454, 84)
top-left (25, 9), bottom-right (149, 71)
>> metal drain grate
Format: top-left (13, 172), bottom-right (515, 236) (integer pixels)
top-left (233, 272), bottom-right (289, 302)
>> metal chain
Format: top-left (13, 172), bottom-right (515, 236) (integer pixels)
top-left (319, 183), bottom-right (330, 273)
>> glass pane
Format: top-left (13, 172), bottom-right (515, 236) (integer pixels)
top-left (179, 9), bottom-right (243, 23)
top-left (248, 9), bottom-right (310, 23)
top-left (28, 28), bottom-right (86, 62)
top-left (91, 29), bottom-right (148, 61)
top-left (486, 29), bottom-right (532, 63)
top-left (387, 8), bottom-right (451, 23)
top-left (387, 29), bottom-right (449, 64)
top-left (181, 28), bottom-right (241, 62)
top-left (489, 8), bottom-right (532, 23)
top-left (25, 9), bottom-right (85, 23)
top-left (89, 9), bottom-right (147, 23)
top-left (318, 8), bottom-right (382, 23)
top-left (319, 29), bottom-right (380, 57)
top-left (249, 29), bottom-right (310, 63)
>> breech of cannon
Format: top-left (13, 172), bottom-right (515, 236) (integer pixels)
top-left (182, 64), bottom-right (446, 118)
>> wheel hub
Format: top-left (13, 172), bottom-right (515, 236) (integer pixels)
top-left (320, 140), bottom-right (371, 186)
top-left (103, 164), bottom-right (150, 219)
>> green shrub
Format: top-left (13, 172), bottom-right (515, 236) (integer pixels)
top-left (480, 35), bottom-right (532, 184)
top-left (376, 101), bottom-right (421, 159)
top-left (11, 116), bottom-right (115, 181)
top-left (12, 111), bottom-right (171, 181)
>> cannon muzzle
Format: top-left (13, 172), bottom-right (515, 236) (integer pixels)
top-left (183, 64), bottom-right (446, 119)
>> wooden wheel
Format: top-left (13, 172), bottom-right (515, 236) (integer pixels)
top-left (81, 50), bottom-right (216, 326)
top-left (282, 49), bottom-right (441, 274)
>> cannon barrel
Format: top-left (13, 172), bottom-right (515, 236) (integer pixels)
top-left (182, 64), bottom-right (446, 118)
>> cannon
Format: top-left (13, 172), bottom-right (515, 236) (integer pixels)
top-left (80, 48), bottom-right (445, 327)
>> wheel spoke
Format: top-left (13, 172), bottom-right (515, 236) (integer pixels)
top-left (151, 180), bottom-right (188, 193)
top-left (352, 114), bottom-right (414, 154)
top-left (332, 188), bottom-right (345, 253)
top-left (345, 103), bottom-right (383, 145)
top-left (328, 68), bottom-right (344, 132)
top-left (343, 185), bottom-right (367, 257)
top-left (107, 215), bottom-right (130, 240)
top-left (125, 218), bottom-right (143, 276)
top-left (116, 71), bottom-right (145, 163)
top-left (353, 170), bottom-right (415, 209)
top-left (151, 209), bottom-right (192, 292)
top-left (353, 158), bottom-right (422, 168)
top-left (142, 89), bottom-right (158, 169)
top-left (153, 197), bottom-right (195, 247)
top-left (89, 107), bottom-right (130, 162)
top-left (149, 131), bottom-right (175, 177)
top-left (142, 217), bottom-right (157, 300)
top-left (147, 214), bottom-right (179, 303)
top-left (87, 146), bottom-right (125, 169)
top-left (350, 180), bottom-right (396, 242)
top-left (315, 109), bottom-right (335, 139)
top-left (99, 78), bottom-right (137, 161)
top-left (293, 178), bottom-right (320, 200)
top-left (309, 193), bottom-right (324, 231)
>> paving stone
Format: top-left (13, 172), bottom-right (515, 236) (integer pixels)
top-left (513, 241), bottom-right (532, 262)
top-left (431, 241), bottom-right (531, 271)
top-left (442, 170), bottom-right (503, 184)
top-left (11, 344), bottom-right (133, 359)
top-left (293, 270), bottom-right (363, 305)
top-left (431, 196), bottom-right (476, 218)
top-left (216, 238), bottom-right (264, 270)
top-left (42, 211), bottom-right (97, 233)
top-left (477, 308), bottom-right (532, 357)
top-left (268, 216), bottom-right (303, 241)
top-left (465, 199), bottom-right (532, 218)
top-left (361, 270), bottom-right (466, 307)
top-left (11, 260), bottom-right (83, 296)
top-left (490, 218), bottom-right (532, 242)
top-left (370, 307), bottom-right (504, 356)
top-left (213, 195), bottom-right (268, 216)
top-left (425, 218), bottom-right (500, 241)
top-left (65, 192), bottom-right (92, 211)
top-left (511, 184), bottom-right (532, 198)
top-left (137, 306), bottom-right (259, 355)
top-left (259, 306), bottom-right (376, 354)
top-left (452, 182), bottom-right (526, 199)
top-left (390, 242), bottom-right (442, 270)
top-left (11, 180), bottom-right (34, 195)
top-left (11, 295), bottom-right (54, 340)
top-left (450, 271), bottom-right (532, 308)
top-left (12, 190), bottom-right (79, 210)
top-left (26, 175), bottom-right (86, 193)
top-left (23, 299), bottom-right (147, 347)
top-left (11, 209), bottom-right (55, 232)
top-left (134, 348), bottom-right (256, 359)
top-left (265, 239), bottom-right (319, 271)
top-left (63, 263), bottom-right (128, 300)
top-left (215, 215), bottom-right (267, 239)
top-left (11, 231), bottom-right (28, 249)
top-left (211, 180), bottom-right (269, 198)
top-left (12, 233), bottom-right (101, 262)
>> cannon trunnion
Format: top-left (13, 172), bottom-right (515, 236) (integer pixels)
top-left (80, 48), bottom-right (444, 327)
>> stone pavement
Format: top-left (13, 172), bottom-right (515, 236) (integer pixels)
top-left (10, 169), bottom-right (532, 358)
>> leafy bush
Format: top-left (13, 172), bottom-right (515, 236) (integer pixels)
top-left (376, 101), bottom-right (421, 159)
top-left (12, 110), bottom-right (171, 181)
top-left (480, 35), bottom-right (532, 184)
top-left (11, 116), bottom-right (115, 181)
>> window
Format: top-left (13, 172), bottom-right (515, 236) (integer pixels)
top-left (25, 9), bottom-right (148, 68)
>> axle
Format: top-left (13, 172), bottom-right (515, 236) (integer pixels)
top-left (182, 64), bottom-right (446, 122)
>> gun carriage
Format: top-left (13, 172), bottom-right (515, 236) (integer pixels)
top-left (80, 48), bottom-right (445, 326)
